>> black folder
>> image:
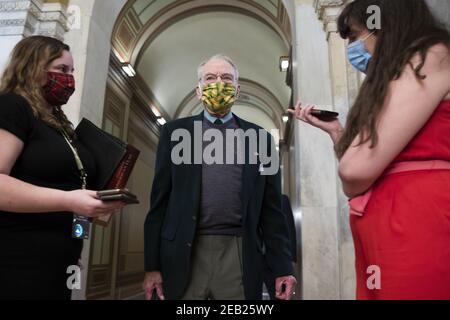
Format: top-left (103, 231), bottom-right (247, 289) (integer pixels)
top-left (75, 118), bottom-right (128, 190)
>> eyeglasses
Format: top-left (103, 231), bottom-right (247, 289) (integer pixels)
top-left (202, 73), bottom-right (235, 83)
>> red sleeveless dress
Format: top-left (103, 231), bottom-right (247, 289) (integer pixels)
top-left (350, 100), bottom-right (450, 300)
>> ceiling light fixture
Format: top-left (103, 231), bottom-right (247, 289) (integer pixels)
top-left (157, 117), bottom-right (166, 125)
top-left (279, 56), bottom-right (290, 72)
top-left (122, 63), bottom-right (136, 77)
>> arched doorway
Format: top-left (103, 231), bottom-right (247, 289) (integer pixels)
top-left (83, 0), bottom-right (296, 300)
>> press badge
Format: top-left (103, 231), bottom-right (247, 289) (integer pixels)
top-left (72, 215), bottom-right (91, 240)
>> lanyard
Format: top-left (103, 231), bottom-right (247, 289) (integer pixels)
top-left (61, 129), bottom-right (88, 190)
top-left (61, 129), bottom-right (92, 239)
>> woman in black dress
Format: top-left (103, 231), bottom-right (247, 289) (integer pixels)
top-left (0, 36), bottom-right (125, 300)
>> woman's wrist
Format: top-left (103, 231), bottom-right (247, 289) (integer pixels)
top-left (60, 190), bottom-right (73, 212)
top-left (329, 127), bottom-right (344, 145)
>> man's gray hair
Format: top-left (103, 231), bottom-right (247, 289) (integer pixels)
top-left (197, 54), bottom-right (239, 83)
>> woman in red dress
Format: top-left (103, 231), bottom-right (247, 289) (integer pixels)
top-left (289, 0), bottom-right (450, 299)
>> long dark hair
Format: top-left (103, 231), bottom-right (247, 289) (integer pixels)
top-left (335, 0), bottom-right (450, 158)
top-left (0, 36), bottom-right (75, 136)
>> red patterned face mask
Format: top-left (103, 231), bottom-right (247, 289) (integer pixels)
top-left (43, 71), bottom-right (75, 106)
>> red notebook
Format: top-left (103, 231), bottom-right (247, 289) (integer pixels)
top-left (106, 145), bottom-right (140, 190)
top-left (96, 145), bottom-right (140, 226)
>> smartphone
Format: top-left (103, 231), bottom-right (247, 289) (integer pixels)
top-left (310, 109), bottom-right (339, 122)
top-left (289, 106), bottom-right (339, 122)
top-left (97, 189), bottom-right (135, 197)
top-left (97, 189), bottom-right (139, 204)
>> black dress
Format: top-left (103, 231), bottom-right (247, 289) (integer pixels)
top-left (0, 93), bottom-right (96, 300)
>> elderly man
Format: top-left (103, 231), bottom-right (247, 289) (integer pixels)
top-left (143, 54), bottom-right (296, 300)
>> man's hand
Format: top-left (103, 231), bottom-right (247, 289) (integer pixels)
top-left (275, 275), bottom-right (297, 300)
top-left (143, 271), bottom-right (165, 300)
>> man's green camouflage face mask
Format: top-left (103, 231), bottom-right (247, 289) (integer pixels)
top-left (201, 82), bottom-right (236, 116)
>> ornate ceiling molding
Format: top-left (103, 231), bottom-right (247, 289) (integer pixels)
top-left (0, 0), bottom-right (30, 11)
top-left (112, 0), bottom-right (292, 65)
top-left (314, 0), bottom-right (349, 39)
top-left (108, 50), bottom-right (170, 127)
top-left (0, 0), bottom-right (69, 40)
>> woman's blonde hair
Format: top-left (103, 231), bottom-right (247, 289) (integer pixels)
top-left (0, 36), bottom-right (75, 136)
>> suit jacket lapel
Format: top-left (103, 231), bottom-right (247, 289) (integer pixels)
top-left (187, 112), bottom-right (204, 215)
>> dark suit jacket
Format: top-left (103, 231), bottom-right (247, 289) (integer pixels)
top-left (144, 112), bottom-right (294, 300)
top-left (263, 194), bottom-right (297, 299)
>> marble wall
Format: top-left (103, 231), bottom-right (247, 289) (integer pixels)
top-left (426, 0), bottom-right (450, 29)
top-left (315, 0), bottom-right (356, 300)
top-left (290, 0), bottom-right (342, 300)
top-left (284, 0), bottom-right (358, 300)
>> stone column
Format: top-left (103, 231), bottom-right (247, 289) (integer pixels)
top-left (315, 0), bottom-right (356, 300)
top-left (290, 0), bottom-right (340, 300)
top-left (0, 0), bottom-right (69, 71)
top-left (63, 0), bottom-right (127, 300)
